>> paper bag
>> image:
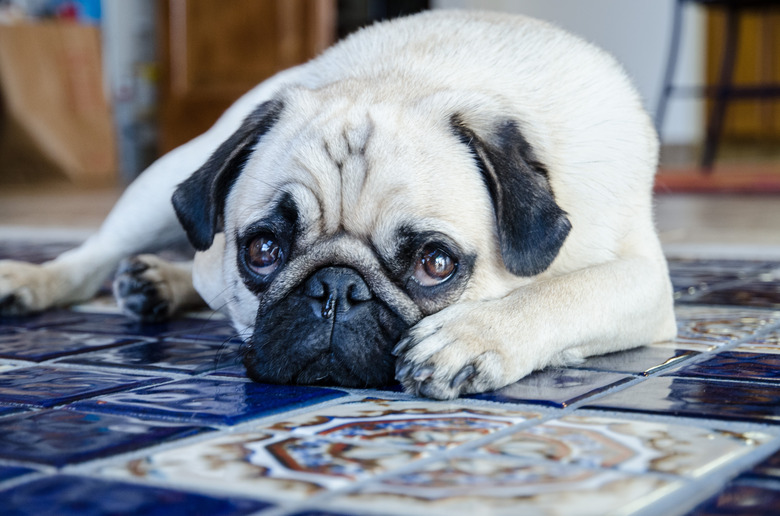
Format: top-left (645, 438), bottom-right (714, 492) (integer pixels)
top-left (0, 22), bottom-right (117, 186)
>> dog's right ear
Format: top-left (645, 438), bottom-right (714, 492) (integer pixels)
top-left (172, 100), bottom-right (284, 251)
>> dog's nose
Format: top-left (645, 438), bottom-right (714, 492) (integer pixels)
top-left (303, 267), bottom-right (372, 319)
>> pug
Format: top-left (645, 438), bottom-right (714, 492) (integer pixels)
top-left (0, 11), bottom-right (677, 399)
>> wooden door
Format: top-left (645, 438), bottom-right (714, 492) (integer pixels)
top-left (158, 0), bottom-right (336, 152)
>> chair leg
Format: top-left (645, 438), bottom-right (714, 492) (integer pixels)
top-left (702, 4), bottom-right (740, 171)
top-left (656, 0), bottom-right (685, 137)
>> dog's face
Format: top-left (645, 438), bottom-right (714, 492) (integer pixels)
top-left (172, 84), bottom-right (571, 388)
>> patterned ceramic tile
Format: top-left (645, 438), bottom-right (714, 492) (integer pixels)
top-left (50, 313), bottom-right (230, 339)
top-left (104, 430), bottom-right (426, 500)
top-left (688, 481), bottom-right (780, 515)
top-left (733, 332), bottom-right (780, 354)
top-left (60, 338), bottom-right (243, 374)
top-left (0, 409), bottom-right (210, 466)
top-left (470, 368), bottom-right (634, 408)
top-left (573, 346), bottom-right (699, 376)
top-left (690, 278), bottom-right (780, 310)
top-left (1, 475), bottom-right (272, 516)
top-left (0, 403), bottom-right (27, 417)
top-left (0, 330), bottom-right (141, 362)
top-left (584, 377), bottom-right (780, 423)
top-left (673, 305), bottom-right (780, 346)
top-left (267, 398), bottom-right (541, 450)
top-left (0, 367), bottom-right (167, 408)
top-left (668, 351), bottom-right (780, 383)
top-left (0, 465), bottom-right (37, 483)
top-left (666, 258), bottom-right (759, 298)
top-left (477, 414), bottom-right (771, 477)
top-left (70, 378), bottom-right (347, 425)
top-left (333, 456), bottom-right (679, 516)
top-left (740, 449), bottom-right (780, 481)
top-left (165, 323), bottom-right (242, 342)
top-left (0, 310), bottom-right (88, 330)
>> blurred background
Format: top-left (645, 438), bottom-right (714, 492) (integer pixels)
top-left (0, 0), bottom-right (779, 253)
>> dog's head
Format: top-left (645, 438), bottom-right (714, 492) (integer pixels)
top-left (172, 85), bottom-right (570, 388)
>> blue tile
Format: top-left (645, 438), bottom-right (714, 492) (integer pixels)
top-left (0, 367), bottom-right (167, 408)
top-left (0, 465), bottom-right (37, 483)
top-left (0, 331), bottom-right (141, 362)
top-left (470, 368), bottom-right (634, 408)
top-left (0, 409), bottom-right (210, 466)
top-left (1, 475), bottom-right (271, 516)
top-left (688, 481), bottom-right (780, 515)
top-left (667, 352), bottom-right (780, 384)
top-left (573, 346), bottom-right (699, 376)
top-left (585, 377), bottom-right (780, 423)
top-left (164, 322), bottom-right (242, 342)
top-left (0, 310), bottom-right (88, 330)
top-left (60, 339), bottom-right (242, 374)
top-left (70, 378), bottom-right (348, 425)
top-left (0, 404), bottom-right (27, 417)
top-left (50, 313), bottom-right (230, 339)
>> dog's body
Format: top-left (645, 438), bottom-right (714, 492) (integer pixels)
top-left (0, 11), bottom-right (676, 399)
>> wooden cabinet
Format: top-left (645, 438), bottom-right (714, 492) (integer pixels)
top-left (706, 9), bottom-right (780, 141)
top-left (158, 0), bottom-right (336, 152)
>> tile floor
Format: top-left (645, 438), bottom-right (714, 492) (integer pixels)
top-left (1, 197), bottom-right (780, 515)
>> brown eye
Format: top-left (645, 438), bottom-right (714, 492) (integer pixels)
top-left (246, 234), bottom-right (283, 275)
top-left (413, 245), bottom-right (457, 286)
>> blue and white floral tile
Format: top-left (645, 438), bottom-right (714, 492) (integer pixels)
top-left (266, 398), bottom-right (542, 450)
top-left (0, 409), bottom-right (210, 467)
top-left (671, 305), bottom-right (780, 347)
top-left (475, 414), bottom-right (772, 478)
top-left (0, 330), bottom-right (141, 362)
top-left (469, 368), bottom-right (633, 408)
top-left (69, 378), bottom-right (347, 426)
top-left (686, 268), bottom-right (780, 310)
top-left (0, 474), bottom-right (272, 516)
top-left (688, 481), bottom-right (780, 515)
top-left (571, 346), bottom-right (699, 376)
top-left (666, 257), bottom-right (761, 299)
top-left (101, 430), bottom-right (427, 501)
top-left (732, 331), bottom-right (780, 354)
top-left (667, 351), bottom-right (780, 383)
top-left (0, 366), bottom-right (167, 408)
top-left (328, 456), bottom-right (680, 516)
top-left (584, 377), bottom-right (780, 423)
top-left (59, 338), bottom-right (243, 374)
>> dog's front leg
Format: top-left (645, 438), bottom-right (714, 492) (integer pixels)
top-left (395, 256), bottom-right (677, 399)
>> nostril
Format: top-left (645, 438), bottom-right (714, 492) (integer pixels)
top-left (303, 267), bottom-right (373, 319)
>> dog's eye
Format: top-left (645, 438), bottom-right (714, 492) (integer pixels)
top-left (246, 234), bottom-right (283, 275)
top-left (413, 245), bottom-right (457, 286)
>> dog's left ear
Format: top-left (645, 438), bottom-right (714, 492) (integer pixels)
top-left (172, 100), bottom-right (284, 251)
top-left (451, 116), bottom-right (571, 276)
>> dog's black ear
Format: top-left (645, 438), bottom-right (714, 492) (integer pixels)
top-left (172, 100), bottom-right (284, 251)
top-left (451, 116), bottom-right (571, 276)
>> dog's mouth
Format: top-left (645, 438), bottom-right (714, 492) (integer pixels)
top-left (242, 266), bottom-right (409, 388)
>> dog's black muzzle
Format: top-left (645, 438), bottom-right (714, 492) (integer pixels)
top-left (243, 266), bottom-right (408, 388)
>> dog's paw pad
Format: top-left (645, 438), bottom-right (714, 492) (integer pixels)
top-left (113, 256), bottom-right (173, 323)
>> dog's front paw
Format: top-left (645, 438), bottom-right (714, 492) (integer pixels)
top-left (393, 304), bottom-right (531, 400)
top-left (113, 256), bottom-right (177, 323)
top-left (0, 260), bottom-right (54, 316)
